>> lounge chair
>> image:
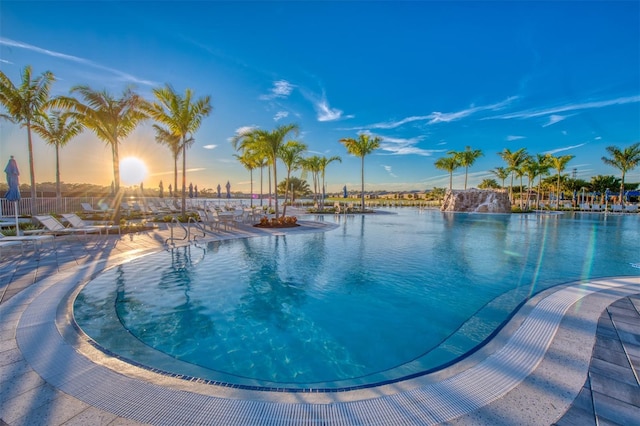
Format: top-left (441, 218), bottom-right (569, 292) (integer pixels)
top-left (611, 204), bottom-right (623, 213)
top-left (624, 204), bottom-right (638, 213)
top-left (81, 202), bottom-right (101, 214)
top-left (0, 232), bottom-right (56, 256)
top-left (196, 210), bottom-right (221, 231)
top-left (61, 213), bottom-right (121, 235)
top-left (28, 215), bottom-right (101, 238)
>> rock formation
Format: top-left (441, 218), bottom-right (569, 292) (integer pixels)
top-left (440, 189), bottom-right (511, 213)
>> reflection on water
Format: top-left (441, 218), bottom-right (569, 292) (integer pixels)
top-left (74, 210), bottom-right (639, 389)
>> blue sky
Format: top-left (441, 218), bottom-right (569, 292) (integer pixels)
top-left (1, 1), bottom-right (639, 194)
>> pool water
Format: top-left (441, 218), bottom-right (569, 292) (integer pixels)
top-left (74, 210), bottom-right (639, 390)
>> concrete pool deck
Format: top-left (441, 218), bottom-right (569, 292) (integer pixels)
top-left (1, 218), bottom-right (639, 425)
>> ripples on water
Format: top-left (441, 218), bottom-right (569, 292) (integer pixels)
top-left (74, 209), bottom-right (639, 389)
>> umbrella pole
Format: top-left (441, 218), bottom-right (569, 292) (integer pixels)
top-left (14, 201), bottom-right (20, 236)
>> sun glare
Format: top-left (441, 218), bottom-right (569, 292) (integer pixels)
top-left (120, 156), bottom-right (148, 186)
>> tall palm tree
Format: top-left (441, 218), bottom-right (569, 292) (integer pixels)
top-left (318, 155), bottom-right (342, 209)
top-left (279, 140), bottom-right (307, 216)
top-left (339, 134), bottom-right (381, 212)
top-left (145, 84), bottom-right (212, 215)
top-left (490, 166), bottom-right (509, 189)
top-left (54, 86), bottom-right (148, 194)
top-left (434, 155), bottom-right (461, 190)
top-left (300, 155), bottom-right (322, 204)
top-left (601, 143), bottom-right (640, 206)
top-left (234, 151), bottom-right (259, 207)
top-left (153, 125), bottom-right (183, 198)
top-left (548, 154), bottom-right (574, 209)
top-left (0, 66), bottom-right (55, 215)
top-left (498, 147), bottom-right (528, 204)
top-left (31, 110), bottom-right (84, 204)
top-left (450, 146), bottom-right (483, 189)
top-left (534, 154), bottom-right (551, 208)
top-left (233, 124), bottom-right (300, 218)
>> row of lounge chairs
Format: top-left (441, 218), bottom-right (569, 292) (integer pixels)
top-left (578, 203), bottom-right (638, 213)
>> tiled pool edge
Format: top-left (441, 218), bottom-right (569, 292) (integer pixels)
top-left (9, 260), bottom-right (640, 425)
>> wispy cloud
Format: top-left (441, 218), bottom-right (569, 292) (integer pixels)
top-left (361, 131), bottom-right (446, 157)
top-left (488, 95), bottom-right (640, 120)
top-left (383, 165), bottom-right (398, 178)
top-left (226, 125), bottom-right (258, 142)
top-left (316, 98), bottom-right (344, 122)
top-left (0, 37), bottom-right (157, 86)
top-left (507, 135), bottom-right (526, 141)
top-left (259, 80), bottom-right (294, 100)
top-left (274, 111), bottom-right (289, 121)
top-left (347, 96), bottom-right (518, 130)
top-left (543, 142), bottom-right (587, 155)
top-left (542, 114), bottom-right (571, 127)
top-left (203, 144), bottom-right (217, 150)
top-left (0, 59), bottom-right (12, 64)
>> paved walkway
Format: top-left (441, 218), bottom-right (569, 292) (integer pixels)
top-left (1, 220), bottom-right (639, 425)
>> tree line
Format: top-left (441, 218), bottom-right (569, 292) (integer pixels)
top-left (435, 144), bottom-right (640, 208)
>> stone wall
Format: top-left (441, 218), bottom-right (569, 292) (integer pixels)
top-left (440, 189), bottom-right (511, 213)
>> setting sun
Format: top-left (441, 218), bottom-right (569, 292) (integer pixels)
top-left (120, 156), bottom-right (148, 186)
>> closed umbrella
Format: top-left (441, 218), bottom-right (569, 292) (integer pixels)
top-left (159, 180), bottom-right (164, 198)
top-left (194, 185), bottom-right (198, 198)
top-left (189, 182), bottom-right (194, 198)
top-left (226, 181), bottom-right (231, 199)
top-left (4, 156), bottom-right (21, 236)
top-left (217, 184), bottom-right (221, 198)
top-left (343, 185), bottom-right (348, 198)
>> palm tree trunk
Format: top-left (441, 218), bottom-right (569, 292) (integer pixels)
top-left (181, 143), bottom-right (187, 215)
top-left (260, 166), bottom-right (263, 207)
top-left (449, 172), bottom-right (453, 190)
top-left (273, 161), bottom-right (279, 218)
top-left (361, 156), bottom-right (365, 212)
top-left (27, 124), bottom-right (37, 217)
top-left (556, 174), bottom-right (561, 210)
top-left (174, 156), bottom-right (178, 199)
top-left (464, 166), bottom-right (468, 190)
top-left (620, 172), bottom-right (625, 207)
top-left (250, 169), bottom-right (254, 208)
top-left (55, 144), bottom-right (61, 211)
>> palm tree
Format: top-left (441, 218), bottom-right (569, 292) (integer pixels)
top-left (601, 143), bottom-right (640, 206)
top-left (548, 154), bottom-right (574, 209)
top-left (534, 154), bottom-right (551, 209)
top-left (450, 146), bottom-right (483, 189)
top-left (339, 134), bottom-right (381, 212)
top-left (498, 147), bottom-right (528, 204)
top-left (54, 86), bottom-right (148, 194)
top-left (300, 155), bottom-right (322, 204)
top-left (0, 66), bottom-right (55, 215)
top-left (233, 124), bottom-right (300, 218)
top-left (145, 84), bottom-right (212, 215)
top-left (490, 166), bottom-right (509, 189)
top-left (318, 155), bottom-right (342, 209)
top-left (434, 155), bottom-right (461, 190)
top-left (277, 140), bottom-right (307, 216)
top-left (31, 110), bottom-right (83, 204)
top-left (153, 125), bottom-right (184, 198)
top-left (234, 151), bottom-right (259, 207)
top-left (478, 178), bottom-right (500, 189)
top-left (277, 176), bottom-right (311, 201)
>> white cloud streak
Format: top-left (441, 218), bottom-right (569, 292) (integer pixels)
top-left (274, 111), bottom-right (289, 121)
top-left (489, 95), bottom-right (640, 120)
top-left (507, 135), bottom-right (526, 141)
top-left (0, 37), bottom-right (157, 86)
top-left (542, 114), bottom-right (570, 127)
top-left (348, 96), bottom-right (518, 130)
top-left (203, 144), bottom-right (217, 150)
top-left (543, 143), bottom-right (587, 155)
top-left (383, 165), bottom-right (398, 178)
top-left (259, 80), bottom-right (294, 100)
top-left (316, 98), bottom-right (344, 122)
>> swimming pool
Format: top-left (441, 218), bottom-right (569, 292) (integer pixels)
top-left (73, 209), bottom-right (639, 391)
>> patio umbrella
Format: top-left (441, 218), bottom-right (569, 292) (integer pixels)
top-left (217, 184), bottom-right (221, 198)
top-left (189, 182), bottom-right (194, 198)
top-left (159, 180), bottom-right (164, 198)
top-left (343, 185), bottom-right (348, 198)
top-left (226, 181), bottom-right (231, 199)
top-left (4, 156), bottom-right (21, 236)
top-left (194, 185), bottom-right (198, 198)
top-left (168, 184), bottom-right (172, 197)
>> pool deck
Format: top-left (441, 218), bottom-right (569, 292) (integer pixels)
top-left (1, 217), bottom-right (639, 425)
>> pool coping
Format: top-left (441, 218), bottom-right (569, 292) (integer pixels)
top-left (5, 232), bottom-right (639, 424)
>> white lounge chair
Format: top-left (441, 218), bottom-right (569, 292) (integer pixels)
top-left (624, 204), bottom-right (638, 213)
top-left (196, 210), bottom-right (220, 231)
top-left (0, 232), bottom-right (56, 256)
top-left (611, 204), bottom-right (623, 213)
top-left (81, 202), bottom-right (101, 214)
top-left (61, 213), bottom-right (121, 235)
top-left (28, 215), bottom-right (101, 238)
